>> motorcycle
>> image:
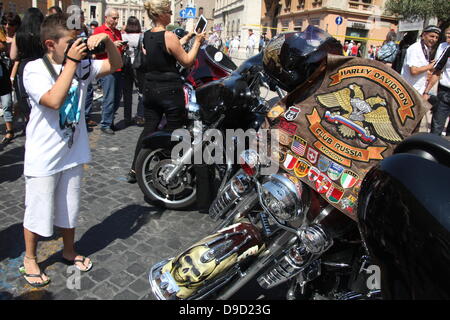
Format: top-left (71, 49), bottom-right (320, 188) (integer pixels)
top-left (147, 27), bottom-right (440, 300)
top-left (135, 46), bottom-right (283, 210)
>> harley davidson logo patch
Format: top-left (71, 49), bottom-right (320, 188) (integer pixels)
top-left (340, 170), bottom-right (359, 189)
top-left (329, 67), bottom-right (416, 125)
top-left (291, 135), bottom-right (307, 156)
top-left (284, 106), bottom-right (300, 121)
top-left (294, 159), bottom-right (311, 178)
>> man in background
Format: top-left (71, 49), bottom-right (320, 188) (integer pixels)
top-left (93, 8), bottom-right (124, 134)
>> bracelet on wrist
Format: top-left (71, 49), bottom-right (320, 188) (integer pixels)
top-left (66, 55), bottom-right (81, 63)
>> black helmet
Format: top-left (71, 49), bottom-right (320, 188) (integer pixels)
top-left (263, 25), bottom-right (343, 92)
top-left (173, 27), bottom-right (188, 39)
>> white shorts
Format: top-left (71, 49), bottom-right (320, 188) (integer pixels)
top-left (23, 165), bottom-right (84, 237)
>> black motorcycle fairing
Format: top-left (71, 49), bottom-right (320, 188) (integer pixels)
top-left (196, 54), bottom-right (264, 125)
top-left (394, 132), bottom-right (450, 167)
top-left (357, 153), bottom-right (450, 299)
top-left (140, 130), bottom-right (185, 150)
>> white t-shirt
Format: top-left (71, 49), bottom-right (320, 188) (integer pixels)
top-left (23, 58), bottom-right (103, 177)
top-left (401, 41), bottom-right (430, 94)
top-left (435, 42), bottom-right (450, 88)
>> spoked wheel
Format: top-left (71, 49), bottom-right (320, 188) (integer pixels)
top-left (136, 148), bottom-right (197, 209)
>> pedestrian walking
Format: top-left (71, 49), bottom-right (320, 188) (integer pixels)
top-left (246, 29), bottom-right (257, 58)
top-left (20, 13), bottom-right (122, 287)
top-left (127, 0), bottom-right (205, 183)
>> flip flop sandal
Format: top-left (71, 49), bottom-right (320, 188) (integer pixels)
top-left (19, 266), bottom-right (51, 288)
top-left (1, 130), bottom-right (14, 145)
top-left (62, 256), bottom-right (93, 272)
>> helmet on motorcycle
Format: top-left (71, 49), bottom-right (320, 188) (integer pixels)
top-left (173, 27), bottom-right (188, 39)
top-left (263, 25), bottom-right (343, 92)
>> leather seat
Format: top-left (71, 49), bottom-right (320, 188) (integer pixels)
top-left (394, 133), bottom-right (450, 167)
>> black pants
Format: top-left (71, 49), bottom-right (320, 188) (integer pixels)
top-left (430, 85), bottom-right (450, 136)
top-left (131, 79), bottom-right (186, 170)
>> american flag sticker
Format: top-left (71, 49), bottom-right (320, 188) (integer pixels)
top-left (291, 136), bottom-right (307, 156)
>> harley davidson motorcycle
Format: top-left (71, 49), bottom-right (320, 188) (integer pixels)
top-left (147, 27), bottom-right (449, 300)
top-left (135, 44), bottom-right (283, 210)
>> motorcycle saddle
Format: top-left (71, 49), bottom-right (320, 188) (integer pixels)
top-left (394, 133), bottom-right (450, 167)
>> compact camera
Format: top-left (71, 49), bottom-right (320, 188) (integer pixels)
top-left (67, 37), bottom-right (106, 56)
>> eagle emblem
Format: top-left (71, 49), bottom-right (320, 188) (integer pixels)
top-left (316, 84), bottom-right (402, 144)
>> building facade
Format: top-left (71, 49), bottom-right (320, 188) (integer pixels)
top-left (261, 0), bottom-right (399, 57)
top-left (101, 0), bottom-right (150, 30)
top-left (2, 0), bottom-right (73, 16)
top-left (213, 0), bottom-right (262, 56)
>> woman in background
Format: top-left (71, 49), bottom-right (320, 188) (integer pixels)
top-left (9, 7), bottom-right (45, 133)
top-left (0, 12), bottom-right (20, 145)
top-left (121, 16), bottom-right (145, 127)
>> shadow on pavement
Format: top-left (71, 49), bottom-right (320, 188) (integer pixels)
top-left (0, 290), bottom-right (54, 300)
top-left (0, 223), bottom-right (60, 263)
top-left (39, 204), bottom-right (164, 270)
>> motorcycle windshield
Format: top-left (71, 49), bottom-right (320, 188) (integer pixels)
top-left (186, 45), bottom-right (237, 88)
top-left (268, 54), bottom-right (431, 221)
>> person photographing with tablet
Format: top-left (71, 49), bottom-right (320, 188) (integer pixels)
top-left (127, 0), bottom-right (206, 183)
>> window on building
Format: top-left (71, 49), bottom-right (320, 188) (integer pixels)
top-left (310, 18), bottom-right (320, 26)
top-left (284, 0), bottom-right (291, 11)
top-left (90, 6), bottom-right (96, 20)
top-left (312, 0), bottom-right (322, 8)
top-left (297, 0), bottom-right (305, 9)
top-left (294, 19), bottom-right (302, 31)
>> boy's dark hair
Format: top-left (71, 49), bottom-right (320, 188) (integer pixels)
top-left (41, 13), bottom-right (70, 45)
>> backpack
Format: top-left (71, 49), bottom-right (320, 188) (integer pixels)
top-left (377, 42), bottom-right (398, 63)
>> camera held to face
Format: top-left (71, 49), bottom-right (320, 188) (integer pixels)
top-left (67, 37), bottom-right (106, 57)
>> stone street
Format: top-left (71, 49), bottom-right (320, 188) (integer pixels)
top-left (0, 88), bottom-right (223, 300)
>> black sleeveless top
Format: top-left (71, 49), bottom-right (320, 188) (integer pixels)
top-left (143, 30), bottom-right (181, 81)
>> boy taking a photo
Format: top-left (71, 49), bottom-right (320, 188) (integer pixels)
top-left (20, 13), bottom-right (122, 287)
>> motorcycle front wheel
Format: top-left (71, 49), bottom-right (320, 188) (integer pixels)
top-left (135, 147), bottom-right (197, 209)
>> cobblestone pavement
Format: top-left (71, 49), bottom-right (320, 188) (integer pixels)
top-left (0, 91), bottom-right (222, 300)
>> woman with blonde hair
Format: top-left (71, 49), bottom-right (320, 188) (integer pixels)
top-left (127, 0), bottom-right (206, 183)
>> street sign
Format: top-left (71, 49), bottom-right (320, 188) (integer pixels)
top-left (180, 7), bottom-right (196, 19)
top-left (335, 16), bottom-right (343, 25)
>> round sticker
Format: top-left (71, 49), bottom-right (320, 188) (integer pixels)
top-left (214, 52), bottom-right (224, 62)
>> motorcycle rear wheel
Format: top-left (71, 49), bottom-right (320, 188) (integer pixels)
top-left (136, 147), bottom-right (197, 209)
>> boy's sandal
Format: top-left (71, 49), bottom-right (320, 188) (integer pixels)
top-left (62, 255), bottom-right (93, 272)
top-left (19, 265), bottom-right (51, 288)
top-left (1, 130), bottom-right (14, 144)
